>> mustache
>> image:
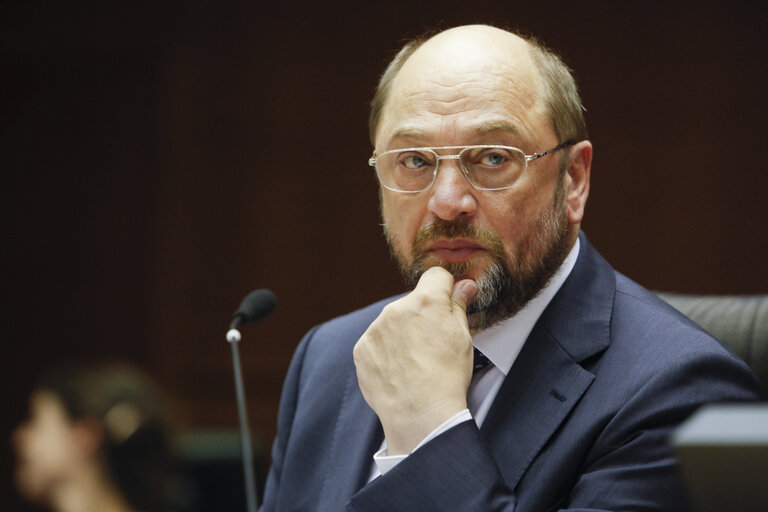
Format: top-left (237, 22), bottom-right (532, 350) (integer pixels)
top-left (411, 219), bottom-right (506, 259)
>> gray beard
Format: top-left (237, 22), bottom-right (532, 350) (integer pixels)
top-left (387, 183), bottom-right (571, 332)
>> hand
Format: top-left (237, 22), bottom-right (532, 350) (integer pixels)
top-left (353, 266), bottom-right (478, 455)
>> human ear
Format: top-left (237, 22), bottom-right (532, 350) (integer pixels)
top-left (564, 140), bottom-right (592, 224)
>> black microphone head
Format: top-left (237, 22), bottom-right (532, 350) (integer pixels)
top-left (232, 289), bottom-right (277, 327)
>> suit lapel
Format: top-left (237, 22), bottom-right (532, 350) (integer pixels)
top-left (481, 233), bottom-right (615, 491)
top-left (481, 327), bottom-right (597, 489)
top-left (316, 366), bottom-right (383, 510)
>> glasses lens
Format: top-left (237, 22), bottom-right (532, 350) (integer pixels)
top-left (376, 149), bottom-right (437, 192)
top-left (461, 147), bottom-right (526, 189)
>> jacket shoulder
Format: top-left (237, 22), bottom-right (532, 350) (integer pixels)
top-left (601, 272), bottom-right (761, 399)
top-left (295, 295), bottom-right (402, 377)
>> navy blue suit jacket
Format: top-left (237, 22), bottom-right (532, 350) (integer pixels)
top-left (262, 234), bottom-right (761, 511)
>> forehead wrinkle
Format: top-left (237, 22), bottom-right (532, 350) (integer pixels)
top-left (378, 51), bottom-right (549, 150)
top-left (397, 71), bottom-right (542, 121)
top-left (404, 69), bottom-right (528, 101)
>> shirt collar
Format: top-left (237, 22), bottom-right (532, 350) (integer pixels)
top-left (472, 238), bottom-right (580, 376)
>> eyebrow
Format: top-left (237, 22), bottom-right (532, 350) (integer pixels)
top-left (473, 121), bottom-right (521, 137)
top-left (386, 121), bottom-right (522, 147)
top-left (388, 128), bottom-right (427, 145)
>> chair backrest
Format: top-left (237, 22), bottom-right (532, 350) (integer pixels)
top-left (656, 293), bottom-right (768, 398)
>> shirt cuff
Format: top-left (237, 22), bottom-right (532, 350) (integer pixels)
top-left (373, 409), bottom-right (473, 475)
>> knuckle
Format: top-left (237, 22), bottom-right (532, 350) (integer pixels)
top-left (381, 300), bottom-right (404, 318)
top-left (352, 343), bottom-right (361, 364)
top-left (410, 290), bottom-right (433, 309)
top-left (352, 338), bottom-right (368, 365)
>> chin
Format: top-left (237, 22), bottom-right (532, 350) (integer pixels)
top-left (422, 255), bottom-right (492, 283)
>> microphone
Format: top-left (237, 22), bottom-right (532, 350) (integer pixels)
top-left (226, 288), bottom-right (276, 512)
top-left (227, 289), bottom-right (277, 342)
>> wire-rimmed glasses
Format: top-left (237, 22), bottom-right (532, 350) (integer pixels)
top-left (368, 140), bottom-right (576, 193)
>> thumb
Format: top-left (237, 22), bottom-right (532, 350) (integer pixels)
top-left (451, 279), bottom-right (478, 313)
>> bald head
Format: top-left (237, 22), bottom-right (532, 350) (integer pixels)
top-left (398, 25), bottom-right (537, 81)
top-left (368, 25), bottom-right (587, 147)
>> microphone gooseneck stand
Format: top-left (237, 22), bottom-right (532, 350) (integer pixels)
top-left (226, 289), bottom-right (277, 512)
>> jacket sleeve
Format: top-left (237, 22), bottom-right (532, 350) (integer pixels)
top-left (348, 349), bottom-right (761, 512)
top-left (260, 326), bottom-right (316, 512)
top-left (348, 420), bottom-right (516, 511)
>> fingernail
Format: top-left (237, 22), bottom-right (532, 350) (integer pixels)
top-left (459, 280), bottom-right (478, 300)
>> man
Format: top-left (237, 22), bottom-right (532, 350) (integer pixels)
top-left (261, 25), bottom-right (761, 511)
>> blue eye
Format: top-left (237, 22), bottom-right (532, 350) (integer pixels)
top-left (400, 153), bottom-right (432, 169)
top-left (481, 151), bottom-right (508, 166)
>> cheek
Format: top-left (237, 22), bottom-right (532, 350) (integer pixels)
top-left (381, 194), bottom-right (424, 255)
top-left (484, 192), bottom-right (544, 256)
top-left (483, 193), bottom-right (523, 231)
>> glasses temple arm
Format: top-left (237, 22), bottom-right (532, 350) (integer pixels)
top-left (529, 139), bottom-right (578, 160)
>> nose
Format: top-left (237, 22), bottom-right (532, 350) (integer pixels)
top-left (427, 158), bottom-right (478, 221)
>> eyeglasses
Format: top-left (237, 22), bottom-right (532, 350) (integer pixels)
top-left (368, 140), bottom-right (576, 193)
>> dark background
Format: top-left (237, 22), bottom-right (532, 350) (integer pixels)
top-left (2, 1), bottom-right (767, 509)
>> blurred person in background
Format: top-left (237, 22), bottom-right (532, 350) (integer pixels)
top-left (12, 363), bottom-right (178, 512)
